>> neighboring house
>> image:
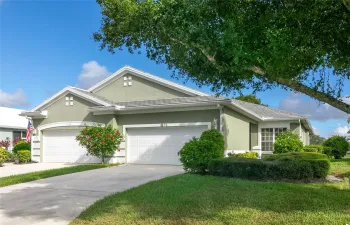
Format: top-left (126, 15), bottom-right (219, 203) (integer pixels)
top-left (20, 66), bottom-right (313, 164)
top-left (0, 107), bottom-right (28, 151)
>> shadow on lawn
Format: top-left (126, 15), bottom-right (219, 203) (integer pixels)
top-left (75, 174), bottom-right (350, 223)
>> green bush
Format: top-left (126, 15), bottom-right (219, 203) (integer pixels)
top-left (274, 131), bottom-right (303, 154)
top-left (323, 136), bottom-right (349, 159)
top-left (264, 152), bottom-right (330, 178)
top-left (12, 141), bottom-right (31, 154)
top-left (303, 146), bottom-right (318, 152)
top-left (303, 145), bottom-right (324, 153)
top-left (308, 145), bottom-right (325, 153)
top-left (209, 152), bottom-right (330, 181)
top-left (0, 148), bottom-right (8, 165)
top-left (199, 129), bottom-right (225, 150)
top-left (322, 146), bottom-right (332, 158)
top-left (228, 151), bottom-right (258, 159)
top-left (6, 152), bottom-right (15, 162)
top-left (17, 150), bottom-right (31, 163)
top-left (179, 138), bottom-right (224, 173)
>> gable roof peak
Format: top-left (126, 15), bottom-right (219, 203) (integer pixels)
top-left (88, 66), bottom-right (209, 97)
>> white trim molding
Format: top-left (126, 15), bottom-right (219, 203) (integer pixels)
top-left (88, 66), bottom-right (209, 96)
top-left (122, 122), bottom-right (211, 136)
top-left (31, 86), bottom-right (113, 112)
top-left (38, 121), bottom-right (105, 131)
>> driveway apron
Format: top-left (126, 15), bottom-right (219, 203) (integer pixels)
top-left (0, 164), bottom-right (183, 225)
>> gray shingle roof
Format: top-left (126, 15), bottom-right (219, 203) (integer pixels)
top-left (71, 87), bottom-right (118, 105)
top-left (115, 96), bottom-right (230, 108)
top-left (231, 99), bottom-right (307, 120)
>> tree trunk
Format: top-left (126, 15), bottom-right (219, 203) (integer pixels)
top-left (274, 77), bottom-right (350, 114)
top-left (101, 154), bottom-right (105, 164)
top-left (249, 66), bottom-right (350, 114)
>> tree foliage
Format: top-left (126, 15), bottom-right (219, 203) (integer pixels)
top-left (76, 125), bottom-right (123, 163)
top-left (323, 136), bottom-right (349, 159)
top-left (94, 0), bottom-right (350, 113)
top-left (310, 135), bottom-right (326, 145)
top-left (235, 95), bottom-right (267, 106)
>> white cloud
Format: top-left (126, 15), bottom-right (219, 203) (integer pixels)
top-left (0, 89), bottom-right (28, 108)
top-left (331, 125), bottom-right (350, 138)
top-left (279, 93), bottom-right (350, 121)
top-left (77, 61), bottom-right (110, 89)
top-left (312, 126), bottom-right (320, 135)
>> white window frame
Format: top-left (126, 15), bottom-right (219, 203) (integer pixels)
top-left (261, 127), bottom-right (288, 152)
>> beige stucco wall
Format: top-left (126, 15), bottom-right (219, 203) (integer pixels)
top-left (223, 107), bottom-right (257, 150)
top-left (94, 74), bottom-right (190, 102)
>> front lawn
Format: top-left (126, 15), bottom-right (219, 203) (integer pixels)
top-left (72, 158), bottom-right (350, 225)
top-left (330, 154), bottom-right (350, 178)
top-left (0, 164), bottom-right (118, 187)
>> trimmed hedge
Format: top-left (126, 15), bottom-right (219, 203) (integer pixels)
top-left (209, 152), bottom-right (330, 181)
top-left (228, 151), bottom-right (258, 159)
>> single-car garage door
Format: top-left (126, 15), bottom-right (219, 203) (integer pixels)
top-left (127, 126), bottom-right (207, 165)
top-left (43, 129), bottom-right (100, 163)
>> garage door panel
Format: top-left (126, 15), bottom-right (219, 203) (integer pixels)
top-left (43, 129), bottom-right (101, 163)
top-left (127, 126), bottom-right (207, 165)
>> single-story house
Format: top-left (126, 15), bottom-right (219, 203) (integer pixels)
top-left (20, 66), bottom-right (313, 164)
top-left (0, 107), bottom-right (28, 151)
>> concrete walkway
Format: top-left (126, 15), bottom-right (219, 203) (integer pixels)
top-left (0, 163), bottom-right (77, 177)
top-left (0, 164), bottom-right (183, 225)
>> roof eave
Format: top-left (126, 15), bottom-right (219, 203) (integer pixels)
top-left (88, 66), bottom-right (209, 96)
top-left (19, 111), bottom-right (48, 119)
top-left (31, 86), bottom-right (112, 112)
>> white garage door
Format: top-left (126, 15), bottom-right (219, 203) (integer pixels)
top-left (127, 126), bottom-right (207, 165)
top-left (43, 129), bottom-right (100, 163)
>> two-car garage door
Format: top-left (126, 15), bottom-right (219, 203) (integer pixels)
top-left (43, 125), bottom-right (207, 164)
top-left (43, 129), bottom-right (100, 163)
top-left (127, 126), bottom-right (207, 165)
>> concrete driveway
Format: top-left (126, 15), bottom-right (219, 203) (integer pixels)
top-left (0, 164), bottom-right (183, 225)
top-left (0, 163), bottom-right (77, 177)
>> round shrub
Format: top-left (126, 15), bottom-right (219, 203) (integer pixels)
top-left (323, 136), bottom-right (349, 159)
top-left (12, 141), bottom-right (31, 154)
top-left (0, 147), bottom-right (8, 165)
top-left (200, 129), bottom-right (225, 150)
top-left (274, 131), bottom-right (303, 154)
top-left (179, 138), bottom-right (224, 173)
top-left (17, 150), bottom-right (31, 163)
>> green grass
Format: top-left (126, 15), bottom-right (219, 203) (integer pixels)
top-left (330, 154), bottom-right (350, 178)
top-left (71, 157), bottom-right (350, 225)
top-left (0, 164), bottom-right (118, 187)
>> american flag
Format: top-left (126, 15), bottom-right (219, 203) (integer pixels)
top-left (26, 121), bottom-right (34, 143)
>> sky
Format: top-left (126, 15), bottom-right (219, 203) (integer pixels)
top-left (0, 0), bottom-right (349, 138)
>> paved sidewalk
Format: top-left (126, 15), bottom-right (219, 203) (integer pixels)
top-left (0, 163), bottom-right (76, 177)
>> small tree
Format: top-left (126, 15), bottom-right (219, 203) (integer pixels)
top-left (0, 137), bottom-right (10, 150)
top-left (274, 131), bottom-right (303, 154)
top-left (323, 136), bottom-right (349, 159)
top-left (76, 125), bottom-right (123, 163)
